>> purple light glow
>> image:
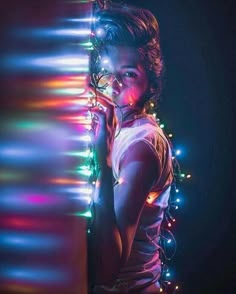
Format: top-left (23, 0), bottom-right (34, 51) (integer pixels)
top-left (0, 189), bottom-right (68, 213)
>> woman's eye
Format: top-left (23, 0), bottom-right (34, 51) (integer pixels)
top-left (123, 72), bottom-right (137, 78)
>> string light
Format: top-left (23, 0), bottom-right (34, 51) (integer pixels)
top-left (175, 149), bottom-right (181, 156)
top-left (157, 119), bottom-right (190, 293)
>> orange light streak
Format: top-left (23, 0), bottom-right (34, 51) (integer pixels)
top-left (41, 80), bottom-right (87, 88)
top-left (56, 115), bottom-right (91, 125)
top-left (48, 178), bottom-right (88, 185)
top-left (25, 98), bottom-right (91, 109)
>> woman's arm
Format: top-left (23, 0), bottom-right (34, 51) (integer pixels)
top-left (90, 143), bottom-right (160, 285)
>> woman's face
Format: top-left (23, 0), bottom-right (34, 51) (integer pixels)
top-left (99, 46), bottom-right (149, 108)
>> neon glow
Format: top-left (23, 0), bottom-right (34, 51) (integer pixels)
top-left (14, 27), bottom-right (91, 37)
top-left (48, 178), bottom-right (88, 185)
top-left (66, 17), bottom-right (97, 22)
top-left (0, 191), bottom-right (67, 212)
top-left (72, 210), bottom-right (92, 218)
top-left (77, 169), bottom-right (92, 177)
top-left (66, 187), bottom-right (93, 195)
top-left (175, 149), bottom-right (181, 156)
top-left (1, 216), bottom-right (64, 231)
top-left (50, 88), bottom-right (86, 95)
top-left (4, 54), bottom-right (89, 73)
top-left (64, 150), bottom-right (93, 158)
top-left (0, 143), bottom-right (55, 164)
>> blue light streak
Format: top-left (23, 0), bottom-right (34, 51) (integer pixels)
top-left (0, 142), bottom-right (58, 166)
top-left (65, 17), bottom-right (97, 22)
top-left (3, 54), bottom-right (89, 73)
top-left (12, 27), bottom-right (91, 38)
top-left (0, 231), bottom-right (64, 253)
top-left (0, 266), bottom-right (69, 284)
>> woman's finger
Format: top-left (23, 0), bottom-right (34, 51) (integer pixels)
top-left (89, 88), bottom-right (115, 108)
top-left (90, 107), bottom-right (109, 135)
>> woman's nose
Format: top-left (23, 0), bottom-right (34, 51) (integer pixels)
top-left (111, 77), bottom-right (122, 96)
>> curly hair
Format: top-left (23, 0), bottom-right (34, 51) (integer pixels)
top-left (91, 4), bottom-right (164, 108)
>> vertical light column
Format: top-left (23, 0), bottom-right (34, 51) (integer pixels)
top-left (0, 1), bottom-right (95, 293)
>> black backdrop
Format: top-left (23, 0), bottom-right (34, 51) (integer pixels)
top-left (0, 0), bottom-right (235, 293)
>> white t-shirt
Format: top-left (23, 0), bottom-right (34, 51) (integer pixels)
top-left (95, 115), bottom-right (173, 293)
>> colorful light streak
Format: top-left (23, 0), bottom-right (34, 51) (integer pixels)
top-left (24, 98), bottom-right (92, 110)
top-left (0, 2), bottom-right (95, 293)
top-left (0, 169), bottom-right (28, 182)
top-left (50, 87), bottom-right (86, 95)
top-left (65, 17), bottom-right (97, 23)
top-left (0, 191), bottom-right (67, 213)
top-left (0, 266), bottom-right (69, 284)
top-left (77, 169), bottom-right (92, 177)
top-left (70, 210), bottom-right (92, 218)
top-left (0, 143), bottom-right (60, 166)
top-left (13, 27), bottom-right (92, 38)
top-left (40, 76), bottom-right (87, 88)
top-left (65, 187), bottom-right (93, 195)
top-left (0, 231), bottom-right (64, 252)
top-left (24, 97), bottom-right (93, 111)
top-left (0, 216), bottom-right (64, 231)
top-left (48, 178), bottom-right (88, 185)
top-left (3, 54), bottom-right (89, 73)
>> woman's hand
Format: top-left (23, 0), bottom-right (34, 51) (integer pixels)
top-left (90, 90), bottom-right (117, 168)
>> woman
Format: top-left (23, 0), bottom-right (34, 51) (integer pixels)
top-left (89, 4), bottom-right (173, 293)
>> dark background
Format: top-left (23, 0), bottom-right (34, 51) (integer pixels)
top-left (0, 0), bottom-right (235, 293)
top-left (131, 0), bottom-right (235, 293)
